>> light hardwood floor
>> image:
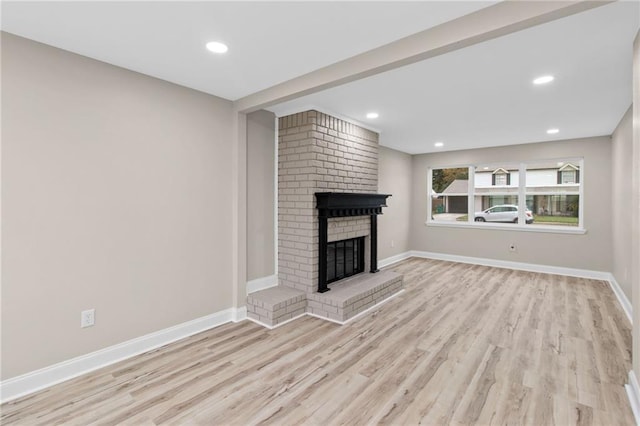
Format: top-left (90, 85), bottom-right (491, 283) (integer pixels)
top-left (1, 258), bottom-right (634, 425)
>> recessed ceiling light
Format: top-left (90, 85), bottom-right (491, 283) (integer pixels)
top-left (434, 142), bottom-right (444, 147)
top-left (366, 112), bottom-right (379, 119)
top-left (483, 167), bottom-right (489, 170)
top-left (547, 128), bottom-right (560, 135)
top-left (206, 41), bottom-right (228, 54)
top-left (533, 75), bottom-right (554, 85)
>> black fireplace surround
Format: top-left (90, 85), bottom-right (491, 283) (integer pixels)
top-left (315, 192), bottom-right (391, 293)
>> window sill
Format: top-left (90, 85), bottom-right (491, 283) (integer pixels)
top-left (424, 221), bottom-right (587, 235)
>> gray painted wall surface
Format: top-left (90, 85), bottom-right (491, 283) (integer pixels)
top-left (2, 33), bottom-right (235, 379)
top-left (378, 146), bottom-right (412, 260)
top-left (631, 31), bottom-right (640, 377)
top-left (247, 110), bottom-right (276, 281)
top-left (611, 107), bottom-right (633, 301)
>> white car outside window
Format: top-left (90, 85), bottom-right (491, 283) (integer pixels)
top-left (474, 204), bottom-right (533, 224)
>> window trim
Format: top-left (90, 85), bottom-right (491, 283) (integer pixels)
top-left (427, 158), bottom-right (585, 234)
top-left (424, 220), bottom-right (587, 234)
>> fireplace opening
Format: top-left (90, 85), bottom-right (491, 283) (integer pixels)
top-left (326, 237), bottom-right (365, 284)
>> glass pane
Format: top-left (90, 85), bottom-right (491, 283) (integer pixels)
top-left (327, 244), bottom-right (336, 282)
top-left (431, 167), bottom-right (469, 222)
top-left (336, 241), bottom-right (345, 278)
top-left (526, 160), bottom-right (580, 227)
top-left (474, 163), bottom-right (520, 224)
top-left (345, 240), bottom-right (354, 275)
top-left (527, 195), bottom-right (580, 226)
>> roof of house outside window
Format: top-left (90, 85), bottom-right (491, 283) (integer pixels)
top-left (440, 179), bottom-right (469, 195)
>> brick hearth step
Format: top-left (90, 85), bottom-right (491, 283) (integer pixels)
top-left (246, 270), bottom-right (403, 327)
top-left (246, 286), bottom-right (306, 327)
top-left (307, 270), bottom-right (403, 322)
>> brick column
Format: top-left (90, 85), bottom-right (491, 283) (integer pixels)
top-left (278, 110), bottom-right (379, 294)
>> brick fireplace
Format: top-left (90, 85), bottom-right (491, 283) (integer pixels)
top-left (277, 110), bottom-right (379, 294)
top-left (246, 110), bottom-right (403, 327)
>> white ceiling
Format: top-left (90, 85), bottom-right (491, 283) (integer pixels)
top-left (0, 1), bottom-right (495, 101)
top-left (270, 1), bottom-right (640, 154)
top-left (2, 1), bottom-right (638, 155)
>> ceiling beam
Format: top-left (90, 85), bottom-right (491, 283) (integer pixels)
top-left (234, 0), bottom-right (612, 113)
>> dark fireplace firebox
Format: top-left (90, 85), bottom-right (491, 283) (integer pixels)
top-left (326, 237), bottom-right (365, 284)
top-left (315, 192), bottom-right (391, 293)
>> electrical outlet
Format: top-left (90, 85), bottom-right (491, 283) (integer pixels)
top-left (81, 309), bottom-right (95, 328)
top-left (509, 244), bottom-right (517, 253)
top-left (391, 240), bottom-right (395, 248)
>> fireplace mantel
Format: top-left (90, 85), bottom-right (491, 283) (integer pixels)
top-left (315, 192), bottom-right (391, 218)
top-left (315, 192), bottom-right (391, 293)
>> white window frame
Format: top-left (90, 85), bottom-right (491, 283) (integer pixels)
top-left (427, 158), bottom-right (585, 234)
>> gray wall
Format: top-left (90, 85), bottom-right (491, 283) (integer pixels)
top-left (378, 146), bottom-right (412, 260)
top-left (1, 33), bottom-right (235, 379)
top-left (410, 137), bottom-right (612, 272)
top-left (247, 110), bottom-right (276, 281)
top-left (611, 107), bottom-right (633, 301)
top-left (632, 31), bottom-right (640, 377)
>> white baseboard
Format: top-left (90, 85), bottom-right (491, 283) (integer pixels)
top-left (246, 274), bottom-right (278, 294)
top-left (232, 306), bottom-right (247, 323)
top-left (608, 274), bottom-right (633, 323)
top-left (0, 308), bottom-right (238, 404)
top-left (626, 371), bottom-right (640, 425)
top-left (378, 252), bottom-right (413, 269)
top-left (409, 250), bottom-right (612, 280)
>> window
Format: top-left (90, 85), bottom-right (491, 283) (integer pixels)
top-left (562, 170), bottom-right (575, 184)
top-left (528, 161), bottom-right (581, 227)
top-left (474, 163), bottom-right (520, 225)
top-left (559, 164), bottom-right (580, 184)
top-left (491, 168), bottom-right (511, 186)
top-left (427, 158), bottom-right (584, 231)
top-left (494, 173), bottom-right (507, 186)
top-left (430, 167), bottom-right (469, 222)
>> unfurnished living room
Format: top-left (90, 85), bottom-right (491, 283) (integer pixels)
top-left (2, 1), bottom-right (640, 425)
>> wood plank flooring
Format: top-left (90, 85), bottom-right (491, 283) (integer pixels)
top-left (1, 258), bottom-right (634, 425)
